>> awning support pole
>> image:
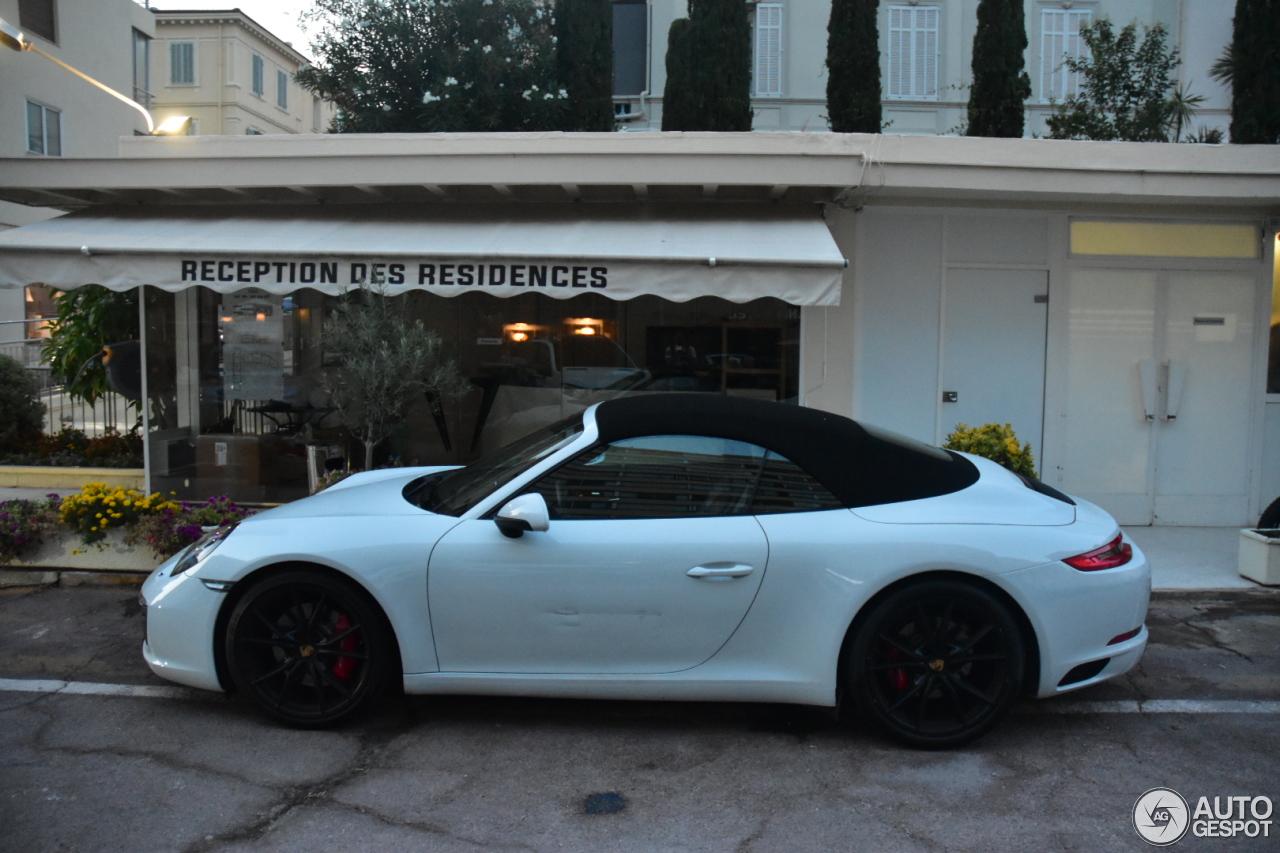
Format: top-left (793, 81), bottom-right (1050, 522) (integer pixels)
top-left (138, 285), bottom-right (151, 496)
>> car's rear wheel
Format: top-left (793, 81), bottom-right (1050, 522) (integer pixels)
top-left (225, 571), bottom-right (394, 727)
top-left (848, 580), bottom-right (1024, 749)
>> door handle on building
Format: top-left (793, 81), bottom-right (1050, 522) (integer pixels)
top-left (1139, 359), bottom-right (1159, 422)
top-left (1164, 359), bottom-right (1186, 421)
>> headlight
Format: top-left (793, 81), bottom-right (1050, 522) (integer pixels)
top-left (172, 524), bottom-right (238, 576)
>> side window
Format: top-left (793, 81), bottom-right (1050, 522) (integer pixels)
top-left (532, 435), bottom-right (767, 520)
top-left (750, 452), bottom-right (844, 514)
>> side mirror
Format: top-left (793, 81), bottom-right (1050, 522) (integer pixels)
top-left (494, 493), bottom-right (550, 539)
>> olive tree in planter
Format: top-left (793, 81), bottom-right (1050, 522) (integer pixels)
top-left (322, 286), bottom-right (463, 472)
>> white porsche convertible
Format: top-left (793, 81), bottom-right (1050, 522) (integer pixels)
top-left (141, 395), bottom-right (1149, 747)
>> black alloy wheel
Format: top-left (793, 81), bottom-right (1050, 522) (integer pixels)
top-left (848, 580), bottom-right (1025, 749)
top-left (225, 571), bottom-right (394, 727)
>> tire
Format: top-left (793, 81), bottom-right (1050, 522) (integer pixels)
top-left (847, 580), bottom-right (1025, 749)
top-left (225, 571), bottom-right (395, 727)
top-left (1259, 496), bottom-right (1280, 529)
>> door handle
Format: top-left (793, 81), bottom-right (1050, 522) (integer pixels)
top-left (1164, 359), bottom-right (1185, 421)
top-left (687, 564), bottom-right (754, 579)
top-left (1138, 359), bottom-right (1159, 422)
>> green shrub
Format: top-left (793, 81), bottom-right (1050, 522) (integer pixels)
top-left (0, 354), bottom-right (45, 452)
top-left (944, 422), bottom-right (1036, 476)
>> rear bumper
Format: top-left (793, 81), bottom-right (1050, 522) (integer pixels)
top-left (1000, 538), bottom-right (1151, 698)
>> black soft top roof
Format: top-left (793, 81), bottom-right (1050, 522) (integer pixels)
top-left (592, 395), bottom-right (978, 509)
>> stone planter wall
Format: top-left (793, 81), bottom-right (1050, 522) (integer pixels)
top-left (4, 528), bottom-right (164, 574)
top-left (0, 466), bottom-right (146, 491)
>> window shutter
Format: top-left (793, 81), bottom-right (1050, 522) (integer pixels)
top-left (277, 69), bottom-right (288, 109)
top-left (170, 42), bottom-right (194, 85)
top-left (887, 6), bottom-right (938, 99)
top-left (1041, 9), bottom-right (1092, 101)
top-left (754, 3), bottom-right (783, 97)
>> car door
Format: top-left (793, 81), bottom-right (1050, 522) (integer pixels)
top-left (426, 434), bottom-right (770, 674)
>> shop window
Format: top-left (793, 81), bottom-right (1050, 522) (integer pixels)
top-left (1070, 221), bottom-right (1259, 259)
top-left (144, 288), bottom-right (800, 504)
top-left (753, 3), bottom-right (783, 98)
top-left (277, 69), bottom-right (289, 110)
top-left (25, 100), bottom-right (61, 156)
top-left (1040, 8), bottom-right (1092, 103)
top-left (18, 0), bottom-right (56, 43)
top-left (170, 42), bottom-right (195, 85)
top-left (886, 5), bottom-right (938, 100)
top-left (252, 53), bottom-right (265, 96)
top-left (612, 0), bottom-right (647, 97)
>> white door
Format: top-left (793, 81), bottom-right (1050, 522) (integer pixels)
top-left (1062, 269), bottom-right (1257, 525)
top-left (942, 269), bottom-right (1049, 457)
top-left (426, 435), bottom-right (771, 674)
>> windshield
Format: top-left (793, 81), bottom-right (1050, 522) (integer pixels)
top-left (412, 414), bottom-right (585, 516)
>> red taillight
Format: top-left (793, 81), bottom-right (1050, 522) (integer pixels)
top-left (1064, 534), bottom-right (1133, 571)
top-left (1108, 626), bottom-right (1142, 645)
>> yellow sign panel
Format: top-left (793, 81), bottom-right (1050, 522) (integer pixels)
top-left (1071, 221), bottom-right (1258, 259)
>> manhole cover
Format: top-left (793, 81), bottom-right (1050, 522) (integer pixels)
top-left (582, 791), bottom-right (627, 815)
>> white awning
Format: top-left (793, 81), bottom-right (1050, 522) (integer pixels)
top-left (0, 205), bottom-right (846, 306)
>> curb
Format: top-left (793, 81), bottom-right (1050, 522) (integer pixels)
top-left (0, 568), bottom-right (150, 588)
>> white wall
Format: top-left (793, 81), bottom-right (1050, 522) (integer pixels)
top-left (0, 0), bottom-right (155, 158)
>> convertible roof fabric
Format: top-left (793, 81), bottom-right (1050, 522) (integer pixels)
top-left (0, 204), bottom-right (846, 306)
top-left (593, 395), bottom-right (979, 509)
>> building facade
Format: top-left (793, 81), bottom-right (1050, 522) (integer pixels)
top-left (613, 0), bottom-right (1232, 138)
top-left (0, 0), bottom-right (156, 349)
top-left (0, 133), bottom-right (1276, 529)
top-left (150, 9), bottom-right (337, 137)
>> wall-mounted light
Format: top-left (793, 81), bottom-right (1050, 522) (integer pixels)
top-left (503, 322), bottom-right (544, 342)
top-left (153, 115), bottom-right (193, 136)
top-left (565, 317), bottom-right (606, 337)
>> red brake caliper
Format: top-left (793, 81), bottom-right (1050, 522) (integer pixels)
top-left (332, 613), bottom-right (358, 680)
top-left (886, 646), bottom-right (908, 692)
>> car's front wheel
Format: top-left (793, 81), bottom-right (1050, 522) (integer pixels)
top-left (847, 580), bottom-right (1025, 749)
top-left (225, 571), bottom-right (395, 727)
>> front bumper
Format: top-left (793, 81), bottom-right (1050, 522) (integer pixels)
top-left (139, 560), bottom-right (227, 693)
top-left (1001, 538), bottom-right (1151, 698)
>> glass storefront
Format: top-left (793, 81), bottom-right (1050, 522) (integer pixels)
top-left (144, 286), bottom-right (801, 503)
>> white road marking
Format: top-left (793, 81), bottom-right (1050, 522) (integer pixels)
top-left (0, 678), bottom-right (1276, 714)
top-left (1022, 699), bottom-right (1280, 715)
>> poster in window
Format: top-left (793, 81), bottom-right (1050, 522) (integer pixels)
top-left (220, 288), bottom-right (284, 401)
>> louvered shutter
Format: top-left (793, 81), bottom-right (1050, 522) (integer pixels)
top-left (170, 42), bottom-right (194, 85)
top-left (887, 6), bottom-right (938, 99)
top-left (1041, 9), bottom-right (1092, 101)
top-left (754, 4), bottom-right (783, 97)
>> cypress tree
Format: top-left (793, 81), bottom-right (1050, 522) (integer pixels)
top-left (967, 0), bottom-right (1031, 137)
top-left (557, 0), bottom-right (615, 131)
top-left (661, 17), bottom-right (698, 130)
top-left (826, 0), bottom-right (881, 133)
top-left (1228, 0), bottom-right (1280, 144)
top-left (661, 0), bottom-right (752, 131)
top-left (694, 0), bottom-right (752, 131)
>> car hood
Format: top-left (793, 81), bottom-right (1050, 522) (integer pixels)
top-left (249, 466), bottom-right (456, 521)
top-left (852, 454), bottom-right (1076, 526)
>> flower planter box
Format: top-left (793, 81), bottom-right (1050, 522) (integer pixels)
top-left (1239, 529), bottom-right (1280, 586)
top-left (0, 466), bottom-right (145, 491)
top-left (4, 528), bottom-right (163, 574)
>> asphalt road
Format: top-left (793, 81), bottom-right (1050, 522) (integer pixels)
top-left (1, 584), bottom-right (1277, 853)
